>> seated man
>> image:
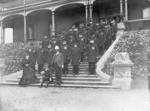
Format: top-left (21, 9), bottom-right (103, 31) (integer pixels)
top-left (40, 63), bottom-right (53, 88)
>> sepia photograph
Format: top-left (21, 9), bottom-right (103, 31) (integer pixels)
top-left (0, 0), bottom-right (150, 111)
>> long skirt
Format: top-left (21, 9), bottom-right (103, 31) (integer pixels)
top-left (19, 66), bottom-right (39, 85)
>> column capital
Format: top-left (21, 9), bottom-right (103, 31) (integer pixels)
top-left (84, 0), bottom-right (88, 5)
top-left (51, 6), bottom-right (56, 12)
top-left (89, 0), bottom-right (95, 5)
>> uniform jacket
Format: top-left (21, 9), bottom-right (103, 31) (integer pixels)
top-left (46, 48), bottom-right (54, 65)
top-left (60, 45), bottom-right (70, 63)
top-left (71, 46), bottom-right (81, 65)
top-left (87, 44), bottom-right (99, 62)
top-left (36, 48), bottom-right (44, 65)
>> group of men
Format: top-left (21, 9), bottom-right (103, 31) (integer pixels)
top-left (28, 19), bottom-right (117, 86)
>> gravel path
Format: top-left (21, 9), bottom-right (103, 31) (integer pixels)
top-left (0, 77), bottom-right (150, 111)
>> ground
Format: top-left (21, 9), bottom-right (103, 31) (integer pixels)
top-left (0, 78), bottom-right (150, 111)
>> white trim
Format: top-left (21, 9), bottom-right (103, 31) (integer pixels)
top-left (2, 13), bottom-right (24, 20)
top-left (126, 18), bottom-right (150, 22)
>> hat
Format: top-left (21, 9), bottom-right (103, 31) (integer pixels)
top-left (79, 34), bottom-right (82, 37)
top-left (74, 28), bottom-right (78, 31)
top-left (63, 41), bottom-right (66, 44)
top-left (44, 63), bottom-right (49, 68)
top-left (90, 40), bottom-right (94, 43)
top-left (55, 45), bottom-right (59, 50)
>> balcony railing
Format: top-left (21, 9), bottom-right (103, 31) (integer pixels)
top-left (0, 0), bottom-right (85, 12)
top-left (0, 0), bottom-right (54, 11)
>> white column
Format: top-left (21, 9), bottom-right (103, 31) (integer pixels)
top-left (120, 0), bottom-right (123, 16)
top-left (125, 0), bottom-right (128, 21)
top-left (89, 4), bottom-right (93, 22)
top-left (24, 14), bottom-right (27, 42)
top-left (0, 19), bottom-right (4, 44)
top-left (52, 11), bottom-right (55, 36)
top-left (85, 5), bottom-right (88, 25)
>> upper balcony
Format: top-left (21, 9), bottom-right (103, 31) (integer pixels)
top-left (0, 0), bottom-right (57, 11)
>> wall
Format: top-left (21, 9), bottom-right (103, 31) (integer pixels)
top-left (13, 18), bottom-right (24, 42)
top-left (128, 0), bottom-right (147, 30)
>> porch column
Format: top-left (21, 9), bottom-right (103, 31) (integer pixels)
top-left (0, 19), bottom-right (4, 44)
top-left (120, 0), bottom-right (123, 16)
top-left (23, 0), bottom-right (27, 42)
top-left (125, 0), bottom-right (128, 21)
top-left (52, 11), bottom-right (55, 36)
top-left (24, 14), bottom-right (27, 42)
top-left (85, 5), bottom-right (88, 25)
top-left (89, 4), bottom-right (93, 22)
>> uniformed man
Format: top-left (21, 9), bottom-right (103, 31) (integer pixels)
top-left (42, 35), bottom-right (49, 49)
top-left (60, 41), bottom-right (70, 76)
top-left (46, 43), bottom-right (54, 68)
top-left (70, 43), bottom-right (81, 76)
top-left (87, 40), bottom-right (99, 74)
top-left (36, 43), bottom-right (44, 74)
top-left (78, 33), bottom-right (86, 62)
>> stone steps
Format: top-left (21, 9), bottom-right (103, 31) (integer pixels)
top-left (0, 62), bottom-right (118, 89)
top-left (0, 81), bottom-right (118, 89)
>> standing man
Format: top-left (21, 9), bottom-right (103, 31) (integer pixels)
top-left (60, 41), bottom-right (70, 76)
top-left (46, 43), bottom-right (54, 68)
top-left (70, 43), bottom-right (81, 76)
top-left (36, 43), bottom-right (44, 74)
top-left (52, 46), bottom-right (64, 86)
top-left (87, 40), bottom-right (99, 75)
top-left (42, 35), bottom-right (49, 49)
top-left (78, 33), bottom-right (86, 62)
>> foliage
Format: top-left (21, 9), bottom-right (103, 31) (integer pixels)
top-left (102, 30), bottom-right (150, 78)
top-left (0, 41), bottom-right (40, 75)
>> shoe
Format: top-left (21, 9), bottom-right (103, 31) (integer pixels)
top-left (39, 85), bottom-right (42, 88)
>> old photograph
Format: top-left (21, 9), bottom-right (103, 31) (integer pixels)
top-left (0, 0), bottom-right (150, 111)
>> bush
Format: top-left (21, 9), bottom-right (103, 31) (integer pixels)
top-left (0, 41), bottom-right (40, 75)
top-left (102, 30), bottom-right (150, 78)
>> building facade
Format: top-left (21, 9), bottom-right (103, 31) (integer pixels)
top-left (0, 0), bottom-right (149, 43)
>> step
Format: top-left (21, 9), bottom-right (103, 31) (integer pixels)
top-left (68, 64), bottom-right (88, 66)
top-left (0, 82), bottom-right (119, 89)
top-left (67, 71), bottom-right (89, 74)
top-left (16, 77), bottom-right (101, 81)
top-left (6, 79), bottom-right (110, 85)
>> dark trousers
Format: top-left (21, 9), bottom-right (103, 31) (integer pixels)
top-left (89, 62), bottom-right (95, 74)
top-left (73, 65), bottom-right (79, 75)
top-left (62, 63), bottom-right (68, 74)
top-left (54, 63), bottom-right (62, 84)
top-left (40, 78), bottom-right (51, 87)
top-left (38, 64), bottom-right (43, 74)
top-left (81, 52), bottom-right (84, 62)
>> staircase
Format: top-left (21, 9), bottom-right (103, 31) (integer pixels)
top-left (0, 62), bottom-right (119, 89)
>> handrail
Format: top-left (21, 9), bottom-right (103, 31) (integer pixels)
top-left (96, 28), bottom-right (125, 82)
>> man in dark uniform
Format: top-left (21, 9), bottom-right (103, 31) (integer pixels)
top-left (36, 43), bottom-right (44, 74)
top-left (78, 33), bottom-right (86, 62)
top-left (87, 40), bottom-right (99, 74)
top-left (46, 43), bottom-right (54, 69)
top-left (70, 43), bottom-right (81, 76)
top-left (60, 41), bottom-right (70, 76)
top-left (111, 20), bottom-right (117, 41)
top-left (52, 46), bottom-right (64, 86)
top-left (97, 29), bottom-right (104, 55)
top-left (42, 35), bottom-right (49, 49)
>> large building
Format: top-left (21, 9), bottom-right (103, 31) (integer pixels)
top-left (0, 0), bottom-right (149, 43)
